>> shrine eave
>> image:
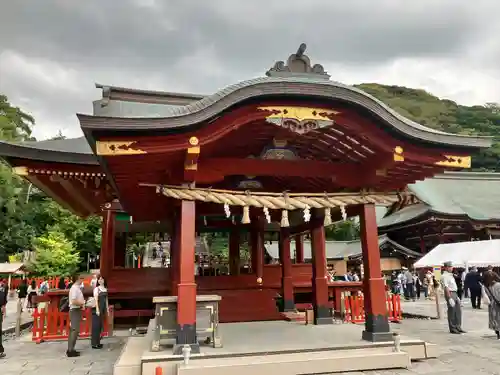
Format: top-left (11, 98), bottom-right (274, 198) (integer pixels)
top-left (79, 76), bottom-right (492, 150)
top-left (0, 137), bottom-right (98, 165)
top-left (265, 234), bottom-right (421, 260)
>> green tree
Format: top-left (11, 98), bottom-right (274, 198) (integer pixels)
top-left (0, 95), bottom-right (101, 264)
top-left (28, 230), bottom-right (80, 276)
top-left (0, 94), bottom-right (34, 141)
top-left (325, 220), bottom-right (360, 241)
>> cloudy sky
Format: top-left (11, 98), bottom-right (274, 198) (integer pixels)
top-left (1, 0), bottom-right (499, 140)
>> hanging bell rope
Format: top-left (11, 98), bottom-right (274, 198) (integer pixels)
top-left (150, 184), bottom-right (405, 210)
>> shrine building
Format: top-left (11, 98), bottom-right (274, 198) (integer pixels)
top-left (379, 171), bottom-right (500, 253)
top-left (0, 44), bottom-right (492, 350)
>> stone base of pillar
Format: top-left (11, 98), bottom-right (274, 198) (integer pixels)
top-left (362, 314), bottom-right (392, 342)
top-left (313, 305), bottom-right (333, 325)
top-left (173, 323), bottom-right (200, 354)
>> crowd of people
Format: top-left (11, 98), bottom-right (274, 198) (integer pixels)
top-left (441, 262), bottom-right (500, 338)
top-left (390, 268), bottom-right (440, 301)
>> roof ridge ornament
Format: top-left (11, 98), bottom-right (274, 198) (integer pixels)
top-left (266, 43), bottom-right (330, 80)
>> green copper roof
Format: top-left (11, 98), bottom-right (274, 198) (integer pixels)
top-left (378, 172), bottom-right (500, 228)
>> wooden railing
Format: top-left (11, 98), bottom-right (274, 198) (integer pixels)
top-left (10, 276), bottom-right (94, 290)
top-left (343, 294), bottom-right (402, 323)
top-left (32, 307), bottom-right (112, 343)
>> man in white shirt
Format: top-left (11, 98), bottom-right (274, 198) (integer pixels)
top-left (67, 275), bottom-right (85, 357)
top-left (441, 261), bottom-right (465, 334)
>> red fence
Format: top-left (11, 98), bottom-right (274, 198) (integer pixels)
top-left (343, 294), bottom-right (402, 323)
top-left (10, 276), bottom-right (93, 290)
top-left (32, 307), bottom-right (111, 343)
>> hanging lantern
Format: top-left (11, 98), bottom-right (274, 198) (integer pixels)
top-left (324, 207), bottom-right (332, 226)
top-left (224, 203), bottom-right (231, 218)
top-left (281, 210), bottom-right (290, 227)
top-left (340, 205), bottom-right (347, 221)
top-left (241, 206), bottom-right (251, 224)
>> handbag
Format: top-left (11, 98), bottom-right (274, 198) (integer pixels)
top-left (481, 285), bottom-right (491, 305)
top-left (85, 297), bottom-right (96, 308)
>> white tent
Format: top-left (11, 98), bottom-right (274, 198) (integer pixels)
top-left (414, 239), bottom-right (500, 268)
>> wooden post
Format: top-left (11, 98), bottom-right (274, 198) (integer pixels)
top-left (279, 228), bottom-right (294, 311)
top-left (108, 306), bottom-right (115, 336)
top-left (435, 285), bottom-right (442, 319)
top-left (359, 204), bottom-right (392, 342)
top-left (310, 210), bottom-right (332, 324)
top-left (419, 231), bottom-right (426, 254)
top-left (100, 209), bottom-right (116, 280)
top-left (15, 297), bottom-right (22, 337)
top-left (295, 235), bottom-right (304, 263)
top-left (229, 229), bottom-right (240, 275)
top-left (174, 201), bottom-right (199, 354)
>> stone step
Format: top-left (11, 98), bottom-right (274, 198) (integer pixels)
top-left (174, 347), bottom-right (410, 375)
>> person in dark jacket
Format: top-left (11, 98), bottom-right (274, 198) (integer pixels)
top-left (0, 278), bottom-right (8, 358)
top-left (17, 279), bottom-right (28, 311)
top-left (58, 277), bottom-right (67, 290)
top-left (465, 267), bottom-right (483, 309)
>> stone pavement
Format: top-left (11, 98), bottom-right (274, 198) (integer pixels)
top-left (1, 334), bottom-right (125, 375)
top-left (350, 297), bottom-right (500, 375)
top-left (401, 296), bottom-right (490, 320)
top-left (1, 297), bottom-right (499, 375)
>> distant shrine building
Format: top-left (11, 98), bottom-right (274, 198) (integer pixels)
top-left (0, 45), bottom-right (492, 348)
top-left (379, 172), bottom-right (500, 253)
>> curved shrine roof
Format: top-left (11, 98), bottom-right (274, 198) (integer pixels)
top-left (81, 75), bottom-right (491, 149)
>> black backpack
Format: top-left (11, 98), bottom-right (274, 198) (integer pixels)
top-left (59, 296), bottom-right (70, 312)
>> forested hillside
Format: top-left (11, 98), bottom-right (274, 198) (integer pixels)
top-left (355, 84), bottom-right (500, 171)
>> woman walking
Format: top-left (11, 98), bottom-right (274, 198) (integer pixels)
top-left (90, 276), bottom-right (109, 349)
top-left (483, 271), bottom-right (500, 340)
top-left (26, 280), bottom-right (37, 312)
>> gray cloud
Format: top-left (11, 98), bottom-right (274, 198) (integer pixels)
top-left (0, 0), bottom-right (499, 139)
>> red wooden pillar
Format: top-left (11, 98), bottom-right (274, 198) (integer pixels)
top-left (310, 210), bottom-right (332, 324)
top-left (279, 228), bottom-right (294, 311)
top-left (100, 209), bottom-right (116, 280)
top-left (229, 229), bottom-right (240, 275)
top-left (174, 201), bottom-right (199, 354)
top-left (295, 235), bottom-right (304, 263)
top-left (250, 219), bottom-right (264, 285)
top-left (359, 204), bottom-right (391, 342)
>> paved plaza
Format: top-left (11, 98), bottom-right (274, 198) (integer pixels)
top-left (1, 334), bottom-right (125, 375)
top-left (2, 298), bottom-right (499, 375)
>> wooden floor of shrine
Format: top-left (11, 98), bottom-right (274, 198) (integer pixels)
top-left (109, 266), bottom-right (361, 323)
top-left (115, 321), bottom-right (439, 375)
